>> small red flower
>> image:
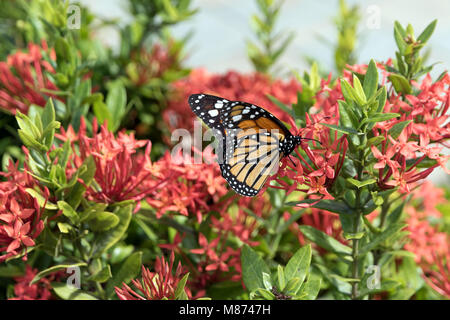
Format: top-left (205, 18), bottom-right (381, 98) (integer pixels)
top-left (0, 41), bottom-right (59, 114)
top-left (0, 162), bottom-right (44, 262)
top-left (146, 149), bottom-right (228, 223)
top-left (9, 265), bottom-right (61, 300)
top-left (115, 252), bottom-right (191, 300)
top-left (57, 118), bottom-right (164, 208)
top-left (423, 249), bottom-right (450, 299)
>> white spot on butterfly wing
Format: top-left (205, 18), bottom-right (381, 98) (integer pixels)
top-left (208, 109), bottom-right (219, 117)
top-left (232, 115), bottom-right (242, 122)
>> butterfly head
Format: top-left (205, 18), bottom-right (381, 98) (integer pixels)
top-left (281, 135), bottom-right (303, 156)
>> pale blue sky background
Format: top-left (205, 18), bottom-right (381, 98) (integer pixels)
top-left (79, 0), bottom-right (449, 184)
top-left (80, 0), bottom-right (450, 76)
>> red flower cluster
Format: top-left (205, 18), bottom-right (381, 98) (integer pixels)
top-left (372, 72), bottom-right (450, 193)
top-left (164, 69), bottom-right (301, 132)
top-left (146, 149), bottom-right (228, 223)
top-left (0, 162), bottom-right (44, 262)
top-left (158, 196), bottom-right (269, 297)
top-left (268, 114), bottom-right (348, 204)
top-left (9, 265), bottom-right (58, 300)
top-left (56, 119), bottom-right (164, 209)
top-left (297, 209), bottom-right (344, 246)
top-left (404, 182), bottom-right (450, 298)
top-left (210, 196), bottom-right (268, 247)
top-left (115, 251), bottom-right (191, 300)
top-left (0, 41), bottom-right (59, 114)
top-left (423, 248), bottom-right (450, 298)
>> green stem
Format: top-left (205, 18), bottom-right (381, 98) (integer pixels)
top-left (351, 194), bottom-right (362, 299)
top-left (351, 150), bottom-right (364, 299)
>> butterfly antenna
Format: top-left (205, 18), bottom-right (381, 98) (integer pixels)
top-left (288, 155), bottom-right (297, 167)
top-left (300, 137), bottom-right (322, 145)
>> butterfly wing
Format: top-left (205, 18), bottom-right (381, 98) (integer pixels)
top-left (220, 128), bottom-right (285, 196)
top-left (188, 94), bottom-right (292, 197)
top-left (188, 94), bottom-right (231, 130)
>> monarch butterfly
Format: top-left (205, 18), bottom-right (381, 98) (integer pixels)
top-left (188, 93), bottom-right (307, 197)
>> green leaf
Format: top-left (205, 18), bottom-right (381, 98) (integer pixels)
top-left (386, 199), bottom-right (409, 225)
top-left (175, 273), bottom-right (190, 300)
top-left (388, 120), bottom-right (411, 139)
top-left (359, 223), bottom-right (407, 256)
top-left (86, 265), bottom-right (112, 283)
top-left (340, 78), bottom-right (357, 103)
top-left (286, 199), bottom-right (353, 215)
top-left (320, 123), bottom-right (360, 135)
top-left (106, 251), bottom-right (142, 298)
top-left (91, 205), bottom-right (133, 258)
top-left (277, 265), bottom-right (285, 291)
top-left (358, 280), bottom-right (400, 298)
top-left (262, 272), bottom-right (272, 291)
top-left (352, 74), bottom-right (367, 105)
top-left (57, 200), bottom-right (79, 224)
top-left (297, 276), bottom-right (321, 300)
top-left (363, 60), bottom-right (379, 99)
top-left (26, 188), bottom-right (58, 210)
top-left (66, 156), bottom-right (96, 208)
top-left (394, 21), bottom-right (407, 54)
top-left (417, 19), bottom-right (437, 43)
top-left (249, 288), bottom-right (275, 300)
top-left (388, 74), bottom-right (412, 94)
top-left (57, 222), bottom-right (71, 233)
top-left (298, 225), bottom-right (352, 256)
top-left (284, 277), bottom-right (301, 295)
top-left (93, 100), bottom-right (111, 125)
top-left (267, 94), bottom-right (294, 119)
top-left (0, 265), bottom-right (24, 277)
top-left (41, 99), bottom-right (56, 128)
top-left (368, 136), bottom-right (385, 146)
top-left (105, 80), bottom-right (127, 131)
top-left (18, 130), bottom-right (47, 152)
top-left (375, 86), bottom-right (387, 113)
top-left (313, 199), bottom-right (353, 215)
top-left (284, 244), bottom-right (311, 289)
top-left (87, 211), bottom-right (120, 232)
top-left (31, 262), bottom-right (87, 284)
top-left (340, 214), bottom-right (365, 240)
top-left (347, 178), bottom-right (377, 188)
top-left (241, 245), bottom-right (270, 292)
top-left (361, 113), bottom-right (400, 126)
top-left (52, 282), bottom-right (98, 300)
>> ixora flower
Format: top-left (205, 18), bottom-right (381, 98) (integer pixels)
top-left (0, 162), bottom-right (44, 262)
top-left (423, 248), bottom-right (450, 299)
top-left (404, 182), bottom-right (449, 264)
top-left (163, 68), bottom-right (301, 132)
top-left (0, 41), bottom-right (59, 115)
top-left (146, 149), bottom-right (228, 223)
top-left (266, 113), bottom-right (348, 204)
top-left (159, 196), bottom-right (269, 297)
top-left (403, 182), bottom-right (450, 298)
top-left (115, 252), bottom-right (191, 300)
top-left (371, 73), bottom-right (450, 193)
top-left (9, 265), bottom-right (62, 300)
top-left (56, 118), bottom-right (165, 207)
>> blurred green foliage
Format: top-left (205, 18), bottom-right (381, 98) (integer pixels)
top-left (247, 0), bottom-right (294, 76)
top-left (334, 0), bottom-right (360, 73)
